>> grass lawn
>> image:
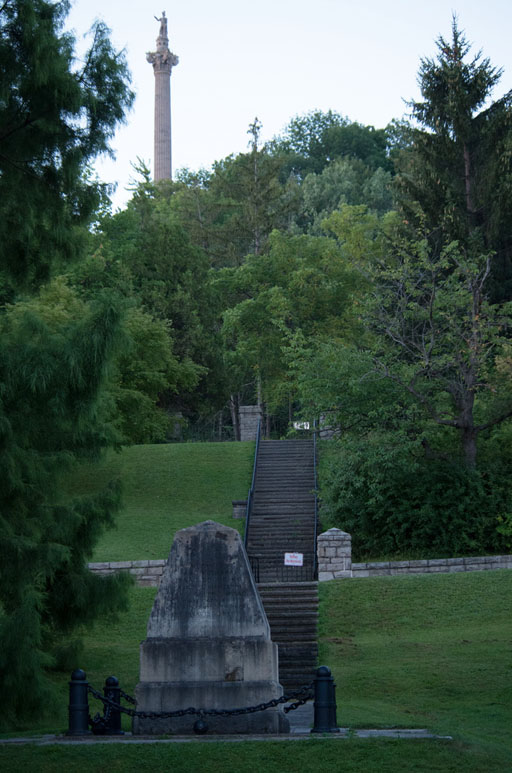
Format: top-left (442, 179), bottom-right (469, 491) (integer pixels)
top-left (67, 442), bottom-right (254, 561)
top-left (2, 570), bottom-right (511, 771)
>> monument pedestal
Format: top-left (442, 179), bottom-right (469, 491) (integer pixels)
top-left (133, 521), bottom-right (289, 735)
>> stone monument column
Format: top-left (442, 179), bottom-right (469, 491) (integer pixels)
top-left (147, 12), bottom-right (178, 181)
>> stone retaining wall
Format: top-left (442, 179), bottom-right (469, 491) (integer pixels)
top-left (88, 559), bottom-right (165, 587)
top-left (88, 539), bottom-right (512, 587)
top-left (351, 554), bottom-right (512, 577)
top-left (316, 527), bottom-right (512, 581)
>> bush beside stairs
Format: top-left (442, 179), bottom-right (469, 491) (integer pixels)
top-left (245, 438), bottom-right (319, 690)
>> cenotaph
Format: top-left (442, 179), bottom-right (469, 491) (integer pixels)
top-left (133, 520), bottom-right (289, 734)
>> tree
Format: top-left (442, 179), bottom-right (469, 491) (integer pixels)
top-left (0, 0), bottom-right (134, 299)
top-left (325, 205), bottom-right (512, 468)
top-left (396, 18), bottom-right (512, 301)
top-left (293, 203), bottom-right (512, 555)
top-left (93, 178), bottom-right (224, 426)
top-left (204, 119), bottom-right (300, 264)
top-left (0, 0), bottom-right (133, 723)
top-left (301, 157), bottom-right (392, 233)
top-left (272, 109), bottom-right (393, 177)
top-left (218, 230), bottom-right (360, 433)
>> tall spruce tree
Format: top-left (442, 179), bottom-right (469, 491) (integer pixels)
top-left (396, 18), bottom-right (512, 300)
top-left (0, 0), bottom-right (133, 723)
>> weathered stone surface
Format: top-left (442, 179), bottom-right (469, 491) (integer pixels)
top-left (239, 405), bottom-right (262, 442)
top-left (333, 570), bottom-right (352, 579)
top-left (317, 529), bottom-right (352, 580)
top-left (232, 500), bottom-right (247, 520)
top-left (133, 521), bottom-right (288, 735)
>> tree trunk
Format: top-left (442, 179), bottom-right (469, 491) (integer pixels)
top-left (458, 386), bottom-right (477, 468)
top-left (463, 143), bottom-right (474, 215)
top-left (461, 426), bottom-right (477, 468)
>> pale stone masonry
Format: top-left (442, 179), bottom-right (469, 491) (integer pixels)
top-left (88, 531), bottom-right (512, 586)
top-left (147, 12), bottom-right (178, 181)
top-left (317, 528), bottom-right (352, 580)
top-left (88, 559), bottom-right (166, 587)
top-left (239, 405), bottom-right (262, 441)
top-left (351, 554), bottom-right (512, 577)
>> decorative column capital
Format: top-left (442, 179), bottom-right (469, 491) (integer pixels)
top-left (146, 49), bottom-right (179, 75)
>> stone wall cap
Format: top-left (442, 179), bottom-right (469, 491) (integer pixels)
top-left (319, 528), bottom-right (352, 538)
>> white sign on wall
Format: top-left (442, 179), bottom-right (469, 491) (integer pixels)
top-left (284, 552), bottom-right (304, 566)
top-left (293, 421), bottom-right (310, 430)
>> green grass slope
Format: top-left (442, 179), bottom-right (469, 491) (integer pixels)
top-left (319, 570), bottom-right (512, 766)
top-left (68, 442), bottom-right (254, 561)
top-left (2, 571), bottom-right (511, 770)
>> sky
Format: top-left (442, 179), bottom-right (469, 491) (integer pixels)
top-left (65, 0), bottom-right (512, 209)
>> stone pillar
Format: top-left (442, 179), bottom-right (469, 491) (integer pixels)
top-left (232, 500), bottom-right (247, 519)
top-left (239, 405), bottom-right (262, 442)
top-left (147, 12), bottom-right (178, 181)
top-left (317, 528), bottom-right (352, 580)
top-left (133, 520), bottom-right (289, 734)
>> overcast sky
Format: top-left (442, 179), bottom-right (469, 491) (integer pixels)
top-left (65, 0), bottom-right (512, 209)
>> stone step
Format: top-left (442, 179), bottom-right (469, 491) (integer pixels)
top-left (258, 593), bottom-right (318, 603)
top-left (248, 533), bottom-right (316, 539)
top-left (258, 594), bottom-right (318, 604)
top-left (253, 492), bottom-right (315, 498)
top-left (256, 471), bottom-right (314, 476)
top-left (255, 479), bottom-right (314, 485)
top-left (248, 527), bottom-right (315, 534)
top-left (263, 602), bottom-right (319, 612)
top-left (259, 443), bottom-right (313, 451)
top-left (248, 525), bottom-right (315, 531)
top-left (252, 501), bottom-right (315, 507)
top-left (256, 459), bottom-right (314, 465)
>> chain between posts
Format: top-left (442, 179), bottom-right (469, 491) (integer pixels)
top-left (88, 683), bottom-right (314, 721)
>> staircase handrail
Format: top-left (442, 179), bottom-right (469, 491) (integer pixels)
top-left (244, 417), bottom-right (261, 549)
top-left (313, 418), bottom-right (319, 579)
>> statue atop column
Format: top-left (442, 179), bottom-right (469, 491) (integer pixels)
top-left (156, 11), bottom-right (167, 36)
top-left (147, 11), bottom-right (178, 181)
top-left (147, 10), bottom-right (178, 68)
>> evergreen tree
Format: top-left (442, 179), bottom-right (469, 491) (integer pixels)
top-left (396, 18), bottom-right (512, 300)
top-left (205, 119), bottom-right (300, 264)
top-left (0, 0), bottom-right (133, 723)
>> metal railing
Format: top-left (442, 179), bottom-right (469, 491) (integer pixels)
top-left (67, 665), bottom-right (340, 736)
top-left (312, 418), bottom-right (319, 580)
top-left (244, 417), bottom-right (261, 551)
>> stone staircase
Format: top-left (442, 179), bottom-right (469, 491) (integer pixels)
top-left (257, 581), bottom-right (318, 690)
top-left (245, 438), bottom-right (319, 690)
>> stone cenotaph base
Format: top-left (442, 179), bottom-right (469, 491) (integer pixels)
top-left (132, 520), bottom-right (289, 734)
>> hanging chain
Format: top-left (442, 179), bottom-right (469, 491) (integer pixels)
top-left (88, 682), bottom-right (314, 721)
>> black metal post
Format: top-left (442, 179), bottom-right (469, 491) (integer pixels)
top-left (311, 665), bottom-right (340, 733)
top-left (67, 669), bottom-right (91, 735)
top-left (103, 676), bottom-right (124, 735)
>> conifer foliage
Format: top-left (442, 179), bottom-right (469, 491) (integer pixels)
top-left (397, 18), bottom-right (512, 300)
top-left (0, 0), bottom-right (133, 723)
